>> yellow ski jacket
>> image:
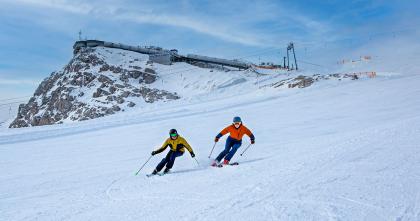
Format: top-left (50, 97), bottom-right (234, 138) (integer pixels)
top-left (154, 136), bottom-right (194, 154)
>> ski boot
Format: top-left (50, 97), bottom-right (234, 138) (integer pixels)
top-left (163, 168), bottom-right (171, 174)
top-left (211, 160), bottom-right (219, 167)
top-left (151, 169), bottom-right (158, 175)
top-left (223, 159), bottom-right (230, 165)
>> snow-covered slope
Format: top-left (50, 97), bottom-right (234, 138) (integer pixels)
top-left (1, 61), bottom-right (419, 220)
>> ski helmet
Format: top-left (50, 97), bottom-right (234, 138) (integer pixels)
top-left (233, 116), bottom-right (242, 123)
top-left (169, 129), bottom-right (178, 137)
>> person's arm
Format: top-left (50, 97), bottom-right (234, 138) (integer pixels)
top-left (244, 126), bottom-right (255, 143)
top-left (215, 125), bottom-right (230, 141)
top-left (181, 138), bottom-right (195, 157)
top-left (152, 139), bottom-right (169, 155)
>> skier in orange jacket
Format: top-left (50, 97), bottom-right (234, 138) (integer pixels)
top-left (212, 116), bottom-right (255, 166)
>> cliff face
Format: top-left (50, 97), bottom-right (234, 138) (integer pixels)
top-left (10, 47), bottom-right (179, 128)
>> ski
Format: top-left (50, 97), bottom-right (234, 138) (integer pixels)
top-left (146, 173), bottom-right (163, 177)
top-left (215, 162), bottom-right (239, 167)
top-left (159, 172), bottom-right (170, 176)
top-left (146, 171), bottom-right (171, 177)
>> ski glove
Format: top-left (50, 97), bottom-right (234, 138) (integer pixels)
top-left (190, 152), bottom-right (195, 158)
top-left (251, 140), bottom-right (255, 144)
top-left (151, 151), bottom-right (157, 156)
top-left (214, 137), bottom-right (219, 142)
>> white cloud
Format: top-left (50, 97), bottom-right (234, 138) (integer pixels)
top-left (9, 0), bottom-right (92, 14)
top-left (115, 12), bottom-right (265, 47)
top-left (1, 0), bottom-right (331, 48)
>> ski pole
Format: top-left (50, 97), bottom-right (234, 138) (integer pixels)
top-left (240, 144), bottom-right (253, 156)
top-left (193, 157), bottom-right (200, 167)
top-left (208, 142), bottom-right (217, 158)
top-left (135, 155), bottom-right (153, 176)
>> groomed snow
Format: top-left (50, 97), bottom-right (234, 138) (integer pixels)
top-left (1, 65), bottom-right (420, 220)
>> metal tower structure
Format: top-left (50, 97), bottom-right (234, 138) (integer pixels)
top-left (286, 42), bottom-right (298, 70)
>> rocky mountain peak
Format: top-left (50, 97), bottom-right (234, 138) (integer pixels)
top-left (10, 47), bottom-right (179, 128)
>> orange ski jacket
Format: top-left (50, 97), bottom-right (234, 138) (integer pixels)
top-left (216, 124), bottom-right (255, 141)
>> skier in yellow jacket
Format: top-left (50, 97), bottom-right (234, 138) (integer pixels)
top-left (151, 129), bottom-right (195, 174)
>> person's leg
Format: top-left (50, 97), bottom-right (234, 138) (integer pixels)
top-left (165, 151), bottom-right (184, 169)
top-left (224, 141), bottom-right (242, 162)
top-left (215, 137), bottom-right (234, 162)
top-left (156, 151), bottom-right (173, 172)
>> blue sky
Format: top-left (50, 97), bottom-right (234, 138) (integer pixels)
top-left (0, 0), bottom-right (419, 101)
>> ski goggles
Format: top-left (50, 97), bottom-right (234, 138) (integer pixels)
top-left (170, 133), bottom-right (178, 137)
top-left (233, 122), bottom-right (242, 125)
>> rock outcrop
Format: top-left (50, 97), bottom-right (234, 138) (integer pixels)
top-left (10, 47), bottom-right (179, 128)
top-left (270, 73), bottom-right (361, 89)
